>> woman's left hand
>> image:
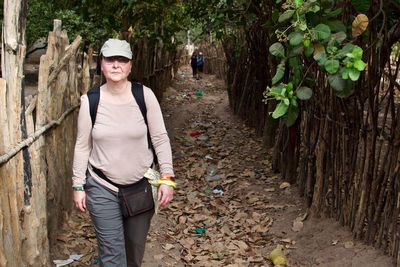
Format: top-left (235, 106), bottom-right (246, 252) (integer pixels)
top-left (158, 184), bottom-right (174, 208)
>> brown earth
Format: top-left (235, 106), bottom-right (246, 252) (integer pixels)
top-left (52, 65), bottom-right (395, 267)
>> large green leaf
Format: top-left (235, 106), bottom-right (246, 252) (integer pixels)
top-left (298, 20), bottom-right (308, 31)
top-left (328, 73), bottom-right (346, 91)
top-left (305, 0), bottom-right (321, 13)
top-left (353, 59), bottom-right (366, 71)
top-left (326, 38), bottom-right (339, 54)
top-left (324, 59), bottom-right (340, 74)
top-left (331, 31), bottom-right (347, 43)
top-left (272, 61), bottom-right (286, 85)
top-left (296, 86), bottom-right (313, 100)
top-left (326, 20), bottom-right (346, 32)
top-left (291, 97), bottom-right (298, 107)
top-left (346, 46), bottom-right (363, 59)
top-left (335, 84), bottom-right (353, 98)
top-left (269, 84), bottom-right (288, 98)
top-left (288, 32), bottom-right (304, 46)
top-left (283, 106), bottom-right (299, 126)
top-left (324, 8), bottom-right (343, 18)
top-left (314, 51), bottom-right (327, 66)
top-left (314, 24), bottom-right (331, 40)
top-left (336, 43), bottom-right (355, 58)
top-left (341, 67), bottom-right (350, 79)
top-left (272, 101), bottom-right (289, 118)
top-left (269, 42), bottom-right (285, 57)
top-left (294, 0), bottom-right (304, 8)
top-left (284, 98), bottom-right (290, 105)
top-left (289, 57), bottom-right (302, 86)
top-left (349, 68), bottom-right (360, 81)
top-left (278, 10), bottom-right (295, 23)
top-left (304, 44), bottom-right (314, 57)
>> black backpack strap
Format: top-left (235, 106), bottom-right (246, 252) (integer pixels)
top-left (87, 87), bottom-right (100, 127)
top-left (132, 83), bottom-right (148, 127)
top-left (131, 83), bottom-right (158, 165)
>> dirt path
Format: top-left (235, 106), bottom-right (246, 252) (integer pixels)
top-left (52, 66), bottom-right (394, 267)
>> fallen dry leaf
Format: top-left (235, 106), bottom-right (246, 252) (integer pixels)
top-left (179, 237), bottom-right (195, 249)
top-left (344, 241), bottom-right (354, 249)
top-left (163, 243), bottom-right (175, 251)
top-left (264, 188), bottom-right (276, 192)
top-left (56, 234), bottom-right (71, 243)
top-left (153, 254), bottom-right (164, 260)
top-left (280, 182), bottom-right (291, 189)
top-left (292, 220), bottom-right (304, 232)
top-left (352, 14), bottom-right (369, 37)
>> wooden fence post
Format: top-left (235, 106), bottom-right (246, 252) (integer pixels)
top-left (0, 0), bottom-right (29, 266)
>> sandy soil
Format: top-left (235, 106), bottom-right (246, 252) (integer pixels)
top-left (52, 66), bottom-right (395, 267)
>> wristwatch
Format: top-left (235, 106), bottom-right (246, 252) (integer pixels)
top-left (72, 185), bottom-right (85, 191)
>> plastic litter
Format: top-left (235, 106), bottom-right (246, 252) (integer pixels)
top-left (53, 259), bottom-right (73, 267)
top-left (195, 227), bottom-right (206, 235)
top-left (212, 185), bottom-right (224, 195)
top-left (195, 89), bottom-right (203, 96)
top-left (268, 245), bottom-right (287, 266)
top-left (205, 164), bottom-right (225, 182)
top-left (53, 254), bottom-right (84, 267)
top-left (206, 165), bottom-right (218, 176)
top-left (190, 130), bottom-right (201, 137)
top-left (197, 134), bottom-right (209, 141)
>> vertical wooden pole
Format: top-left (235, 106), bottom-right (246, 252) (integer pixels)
top-left (0, 78), bottom-right (9, 267)
top-left (0, 0), bottom-right (28, 266)
top-left (82, 53), bottom-right (91, 94)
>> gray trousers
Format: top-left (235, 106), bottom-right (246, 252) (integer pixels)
top-left (85, 176), bottom-right (154, 267)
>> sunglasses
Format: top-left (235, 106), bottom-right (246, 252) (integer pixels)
top-left (103, 56), bottom-right (131, 65)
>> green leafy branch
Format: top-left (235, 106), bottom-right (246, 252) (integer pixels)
top-left (265, 0), bottom-right (369, 126)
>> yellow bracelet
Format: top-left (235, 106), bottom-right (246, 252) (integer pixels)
top-left (158, 179), bottom-right (177, 188)
top-left (161, 178), bottom-right (175, 183)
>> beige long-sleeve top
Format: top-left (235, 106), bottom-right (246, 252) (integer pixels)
top-left (72, 85), bottom-right (174, 191)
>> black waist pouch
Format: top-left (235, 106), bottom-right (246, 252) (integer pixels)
top-left (92, 165), bottom-right (154, 217)
top-left (119, 178), bottom-right (154, 217)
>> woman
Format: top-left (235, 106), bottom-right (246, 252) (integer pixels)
top-left (72, 38), bottom-right (175, 267)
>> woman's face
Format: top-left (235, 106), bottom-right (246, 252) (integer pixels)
top-left (101, 56), bottom-right (132, 83)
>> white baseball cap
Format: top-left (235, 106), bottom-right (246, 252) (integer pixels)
top-left (100, 39), bottom-right (132, 59)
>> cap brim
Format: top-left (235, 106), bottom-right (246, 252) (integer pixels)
top-left (102, 51), bottom-right (132, 59)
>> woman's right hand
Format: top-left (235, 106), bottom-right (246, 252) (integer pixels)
top-left (73, 191), bottom-right (87, 212)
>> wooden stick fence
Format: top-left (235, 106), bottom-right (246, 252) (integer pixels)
top-left (0, 18), bottom-right (87, 266)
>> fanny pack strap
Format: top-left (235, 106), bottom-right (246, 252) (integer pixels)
top-left (91, 165), bottom-right (135, 189)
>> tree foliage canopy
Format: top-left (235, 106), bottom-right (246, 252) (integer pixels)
top-left (26, 0), bottom-right (190, 50)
